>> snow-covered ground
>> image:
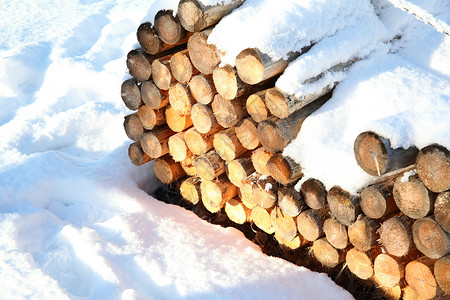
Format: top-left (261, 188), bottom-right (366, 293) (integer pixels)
top-left (0, 0), bottom-right (448, 299)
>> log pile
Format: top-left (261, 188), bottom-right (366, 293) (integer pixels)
top-left (121, 2), bottom-right (449, 299)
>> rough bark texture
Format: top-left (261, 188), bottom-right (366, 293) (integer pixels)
top-left (153, 154), bottom-right (186, 184)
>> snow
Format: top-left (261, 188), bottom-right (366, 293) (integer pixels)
top-left (0, 0), bottom-right (354, 299)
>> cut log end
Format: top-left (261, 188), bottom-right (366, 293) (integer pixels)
top-left (165, 105), bottom-right (193, 132)
top-left (271, 206), bottom-right (297, 242)
top-left (124, 113), bottom-right (144, 141)
top-left (360, 184), bottom-right (397, 219)
top-left (434, 255), bottom-right (450, 294)
top-left (212, 94), bottom-right (247, 128)
top-left (200, 177), bottom-right (237, 213)
top-left (416, 144), bottom-right (450, 193)
top-left (213, 128), bottom-right (245, 161)
top-left (168, 83), bottom-right (195, 116)
top-left (246, 91), bottom-right (270, 122)
top-left (185, 128), bottom-right (213, 155)
top-left (250, 206), bottom-right (274, 234)
top-left (435, 191), bottom-right (450, 233)
top-left (252, 176), bottom-right (278, 209)
top-left (374, 254), bottom-right (403, 288)
top-left (128, 141), bottom-right (152, 166)
top-left (189, 74), bottom-right (216, 105)
top-left (257, 119), bottom-right (285, 153)
top-left (412, 217), bottom-right (449, 259)
top-left (140, 127), bottom-right (174, 158)
top-left (141, 81), bottom-right (169, 110)
top-left (137, 105), bottom-right (165, 130)
top-left (267, 154), bottom-right (303, 185)
top-left (226, 157), bottom-right (254, 188)
top-left (121, 79), bottom-right (142, 110)
top-left (312, 238), bottom-right (343, 268)
top-left (152, 59), bottom-right (175, 90)
top-left (168, 132), bottom-right (188, 162)
top-left (379, 216), bottom-right (414, 257)
top-left (251, 147), bottom-right (274, 176)
top-left (136, 22), bottom-right (161, 55)
top-left (170, 50), bottom-right (194, 84)
top-left (187, 30), bottom-right (220, 75)
top-left (265, 88), bottom-right (290, 119)
top-left (235, 48), bottom-right (265, 85)
top-left (327, 186), bottom-right (360, 227)
top-left (235, 118), bottom-right (260, 150)
top-left (180, 177), bottom-right (201, 204)
top-left (354, 131), bottom-right (389, 176)
top-left (346, 248), bottom-right (373, 280)
top-left (348, 217), bottom-right (380, 251)
top-left (301, 178), bottom-right (327, 210)
top-left (393, 175), bottom-right (433, 219)
top-left (154, 10), bottom-right (185, 45)
top-left (277, 187), bottom-right (304, 218)
top-left (153, 154), bottom-right (186, 184)
top-left (178, 1), bottom-right (203, 32)
top-left (405, 258), bottom-right (439, 299)
top-left (213, 64), bottom-right (242, 100)
top-left (297, 209), bottom-right (325, 242)
top-left (127, 50), bottom-right (152, 82)
top-left (323, 218), bottom-right (348, 249)
top-left (194, 150), bottom-right (224, 180)
top-left (225, 198), bottom-right (250, 224)
top-left (191, 103), bottom-right (220, 134)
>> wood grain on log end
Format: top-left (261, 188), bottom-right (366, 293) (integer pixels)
top-left (252, 176), bottom-right (278, 209)
top-left (393, 174), bottom-right (433, 219)
top-left (168, 132), bottom-right (188, 162)
top-left (126, 50), bottom-right (153, 82)
top-left (187, 29), bottom-right (221, 75)
top-left (212, 94), bottom-right (247, 128)
top-left (271, 206), bottom-right (298, 242)
top-left (348, 216), bottom-right (380, 251)
top-left (434, 255), bottom-right (450, 294)
top-left (185, 127), bottom-right (214, 155)
top-left (140, 126), bottom-right (174, 158)
top-left (189, 74), bottom-right (216, 104)
top-left (435, 191), bottom-right (450, 233)
top-left (360, 183), bottom-right (398, 219)
top-left (226, 155), bottom-right (254, 188)
top-left (121, 79), bottom-right (142, 110)
top-left (151, 58), bottom-right (176, 90)
top-left (374, 254), bottom-right (404, 288)
top-left (379, 215), bottom-right (415, 257)
top-left (136, 22), bottom-right (161, 55)
top-left (165, 105), bottom-right (193, 132)
top-left (213, 64), bottom-right (248, 100)
top-left (323, 218), bottom-right (348, 249)
top-left (346, 248), bottom-right (373, 280)
top-left (137, 105), bottom-right (165, 130)
top-left (277, 187), bottom-right (304, 218)
top-left (416, 144), bottom-right (450, 193)
top-left (251, 147), bottom-right (274, 176)
top-left (200, 176), bottom-right (238, 213)
top-left (180, 177), bottom-right (201, 204)
top-left (154, 10), bottom-right (186, 45)
top-left (170, 49), bottom-right (195, 84)
top-left (168, 83), bottom-right (195, 116)
top-left (194, 149), bottom-right (225, 180)
top-left (213, 127), bottom-right (246, 161)
top-left (141, 81), bottom-right (169, 109)
top-left (153, 154), bottom-right (186, 184)
top-left (225, 198), bottom-right (250, 225)
top-left (267, 154), bottom-right (302, 185)
top-left (412, 217), bottom-right (449, 259)
top-left (124, 113), bottom-right (144, 141)
top-left (235, 118), bottom-right (261, 150)
top-left (297, 209), bottom-right (327, 242)
top-left (327, 186), bottom-right (360, 227)
top-left (246, 89), bottom-right (270, 122)
top-left (312, 237), bottom-right (343, 268)
top-left (301, 178), bottom-right (327, 210)
top-left (239, 173), bottom-right (260, 209)
top-left (405, 257), bottom-right (439, 299)
top-left (128, 141), bottom-right (152, 166)
top-left (250, 205), bottom-right (274, 234)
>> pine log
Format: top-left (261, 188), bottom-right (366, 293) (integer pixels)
top-left (246, 89), bottom-right (271, 122)
top-left (180, 176), bottom-right (201, 204)
top-left (226, 154), bottom-right (255, 187)
top-left (252, 175), bottom-right (278, 209)
top-left (151, 57), bottom-right (176, 90)
top-left (126, 50), bottom-right (153, 82)
top-left (178, 0), bottom-right (245, 32)
top-left (416, 144), bottom-right (450, 193)
top-left (235, 48), bottom-right (300, 85)
top-left (191, 103), bottom-right (222, 134)
top-left (402, 285), bottom-right (428, 300)
top-left (153, 154), bottom-right (186, 184)
top-left (354, 131), bottom-right (419, 176)
top-left (121, 78), bottom-right (142, 110)
top-left (435, 191), bottom-right (449, 233)
top-left (405, 257), bottom-right (440, 299)
top-left (323, 218), bottom-right (348, 249)
top-left (434, 255), bottom-right (450, 294)
top-left (154, 10), bottom-right (186, 45)
top-left (257, 95), bottom-right (329, 153)
top-left (165, 105), bottom-right (193, 132)
top-left (187, 28), bottom-right (221, 74)
top-left (275, 233), bottom-right (307, 250)
top-left (128, 141), bottom-right (152, 166)
top-left (374, 254), bottom-right (405, 288)
top-left (140, 126), bottom-right (175, 158)
top-left (225, 198), bottom-right (251, 225)
top-left (136, 22), bottom-right (190, 55)
top-left (251, 147), bottom-right (274, 176)
top-left (168, 83), bottom-right (196, 116)
top-left (184, 127), bottom-right (214, 155)
top-left (300, 178), bottom-right (327, 210)
top-left (168, 132), bottom-right (190, 162)
top-left (141, 81), bottom-right (169, 109)
top-left (238, 173), bottom-right (260, 209)
top-left (412, 217), bottom-right (449, 259)
top-left (346, 248), bottom-right (374, 280)
top-left (312, 238), bottom-right (345, 268)
top-left (212, 64), bottom-right (250, 100)
top-left (194, 149), bottom-right (225, 180)
top-left (297, 208), bottom-right (328, 242)
top-left (180, 154), bottom-right (197, 177)
top-left (124, 113), bottom-right (145, 141)
top-left (169, 49), bottom-right (197, 84)
top-left (327, 186), bottom-right (361, 226)
top-left (277, 186), bottom-right (305, 218)
top-left (200, 175), bottom-right (238, 213)
top-left (266, 154), bottom-right (303, 185)
top-left (271, 206), bottom-right (298, 242)
top-left (360, 181), bottom-right (398, 219)
top-left (234, 118), bottom-right (261, 150)
top-left (250, 205), bottom-right (274, 234)
top-left (137, 105), bottom-right (166, 130)
top-left (348, 216), bottom-right (380, 251)
top-left (393, 173), bottom-right (434, 219)
top-left (189, 74), bottom-right (216, 105)
top-left (211, 94), bottom-right (248, 128)
top-left (213, 127), bottom-right (246, 161)
top-left (379, 215), bottom-right (415, 257)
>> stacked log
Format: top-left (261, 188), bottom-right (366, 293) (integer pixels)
top-left (121, 3), bottom-right (450, 299)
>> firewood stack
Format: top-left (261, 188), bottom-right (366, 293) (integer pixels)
top-left (121, 1), bottom-right (449, 299)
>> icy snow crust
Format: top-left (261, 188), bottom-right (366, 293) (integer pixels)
top-left (0, 0), bottom-right (353, 299)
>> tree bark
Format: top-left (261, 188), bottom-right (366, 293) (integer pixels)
top-left (180, 176), bottom-right (201, 205)
top-left (312, 237), bottom-right (345, 268)
top-left (141, 81), bottom-right (169, 110)
top-left (137, 105), bottom-right (166, 130)
top-left (379, 215), bottom-right (415, 257)
top-left (416, 144), bottom-right (450, 193)
top-left (191, 103), bottom-right (222, 134)
top-left (300, 178), bottom-right (327, 210)
top-left (200, 175), bottom-right (238, 213)
top-left (271, 206), bottom-right (298, 242)
top-left (323, 218), bottom-right (348, 249)
top-left (169, 49), bottom-right (197, 84)
top-left (348, 216), bottom-right (380, 251)
top-left (194, 149), bottom-right (225, 180)
top-left (435, 191), bottom-right (449, 233)
top-left (211, 94), bottom-right (248, 128)
top-left (124, 113), bottom-right (145, 141)
top-left (153, 154), bottom-right (186, 184)
top-left (213, 127), bottom-right (247, 161)
top-left (412, 217), bottom-right (449, 259)
top-left (327, 185), bottom-right (361, 226)
top-left (234, 118), bottom-right (261, 150)
top-left (165, 105), bottom-right (193, 132)
top-left (126, 49), bottom-right (153, 82)
top-left (184, 127), bottom-right (214, 155)
top-left (277, 186), bottom-right (305, 218)
top-left (246, 89), bottom-right (271, 122)
top-left (121, 78), bottom-right (142, 110)
top-left (251, 147), bottom-right (275, 177)
top-left (189, 74), bottom-right (216, 105)
top-left (266, 154), bottom-right (303, 185)
top-left (140, 125), bottom-right (175, 158)
top-left (187, 28), bottom-right (221, 74)
top-left (154, 10), bottom-right (187, 45)
top-left (128, 141), bottom-right (152, 166)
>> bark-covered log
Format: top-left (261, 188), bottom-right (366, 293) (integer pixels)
top-left (434, 255), bottom-right (450, 295)
top-left (225, 198), bottom-right (251, 225)
top-left (234, 118), bottom-right (261, 150)
top-left (374, 254), bottom-right (404, 288)
top-left (266, 154), bottom-right (303, 185)
top-left (189, 74), bottom-right (216, 105)
top-left (126, 50), bottom-right (153, 82)
top-left (379, 215), bottom-right (415, 257)
top-left (121, 78), bottom-right (142, 110)
top-left (140, 126), bottom-right (175, 158)
top-left (141, 81), bottom-right (169, 109)
top-left (151, 56), bottom-right (176, 90)
top-left (213, 64), bottom-right (250, 100)
top-left (184, 127), bottom-right (214, 155)
top-left (435, 191), bottom-right (449, 233)
top-left (154, 10), bottom-right (187, 45)
top-left (323, 218), bottom-right (348, 249)
top-left (312, 238), bottom-right (345, 268)
top-left (405, 256), bottom-right (441, 299)
top-left (178, 0), bottom-right (245, 32)
top-left (180, 176), bottom-right (201, 204)
top-left (412, 217), bottom-right (449, 259)
top-left (124, 113), bottom-right (145, 141)
top-left (213, 127), bottom-right (246, 161)
top-left (168, 82), bottom-right (196, 116)
top-left (346, 247), bottom-right (374, 280)
top-left (250, 205), bottom-right (274, 234)
top-left (225, 154), bottom-right (255, 188)
top-left (194, 149), bottom-right (225, 180)
top-left (187, 28), bottom-right (221, 74)
top-left (360, 181), bottom-right (398, 220)
top-left (327, 186), bottom-right (361, 226)
top-left (191, 103), bottom-right (222, 134)
top-left (165, 105), bottom-right (193, 132)
top-left (300, 178), bottom-right (327, 210)
top-left (251, 147), bottom-right (274, 177)
top-left (354, 131), bottom-right (418, 176)
top-left (297, 208), bottom-right (328, 242)
top-left (200, 175), bottom-right (238, 213)
top-left (169, 49), bottom-right (197, 84)
top-left (416, 144), bottom-right (450, 193)
top-left (136, 22), bottom-right (190, 55)
top-left (348, 216), bottom-right (380, 251)
top-left (153, 154), bottom-right (186, 184)
top-left (277, 186), bottom-right (305, 218)
top-left (211, 94), bottom-right (248, 128)
top-left (271, 206), bottom-right (298, 242)
top-left (128, 141), bottom-right (152, 166)
top-left (252, 175), bottom-right (278, 209)
top-left (246, 89), bottom-right (271, 122)
top-left (137, 105), bottom-right (166, 130)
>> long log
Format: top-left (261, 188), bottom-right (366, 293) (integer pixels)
top-left (165, 105), bottom-right (193, 132)
top-left (137, 105), bottom-right (166, 130)
top-left (379, 215), bottom-right (415, 257)
top-left (169, 49), bottom-right (197, 84)
top-left (246, 89), bottom-right (271, 122)
top-left (141, 81), bottom-right (169, 109)
top-left (140, 126), bottom-right (175, 158)
top-left (153, 154), bottom-right (186, 184)
top-left (250, 205), bottom-right (274, 234)
top-left (327, 186), bottom-right (361, 226)
top-left (124, 113), bottom-right (145, 141)
top-left (348, 216), bottom-right (380, 251)
top-left (393, 173), bottom-right (434, 219)
top-left (300, 178), bottom-right (327, 210)
top-left (128, 141), bottom-right (152, 166)
top-left (346, 247), bottom-right (374, 280)
top-left (271, 206), bottom-right (298, 242)
top-left (360, 181), bottom-right (398, 219)
top-left (405, 256), bottom-right (441, 299)
top-left (226, 154), bottom-right (255, 188)
top-left (435, 191), bottom-right (449, 233)
top-left (168, 132), bottom-right (190, 162)
top-left (251, 147), bottom-right (274, 177)
top-left (252, 175), bottom-right (278, 209)
top-left (434, 255), bottom-right (450, 295)
top-left (257, 94), bottom-right (329, 153)
top-left (187, 28), bottom-right (221, 75)
top-left (189, 74), bottom-right (216, 105)
top-left (121, 78), bottom-right (142, 110)
top-left (374, 254), bottom-right (404, 288)
top-left (267, 154), bottom-right (303, 185)
top-left (126, 49), bottom-right (153, 82)
top-left (354, 131), bottom-right (419, 176)
top-left (213, 64), bottom-right (250, 100)
top-left (211, 94), bottom-right (248, 128)
top-left (180, 176), bottom-right (201, 205)
top-left (200, 175), bottom-right (238, 213)
top-left (184, 127), bottom-right (214, 155)
top-left (412, 217), bottom-right (449, 259)
top-left (136, 22), bottom-right (190, 55)
top-left (213, 127), bottom-right (246, 161)
top-left (194, 149), bottom-right (225, 180)
top-left (277, 186), bottom-right (305, 218)
top-left (178, 0), bottom-right (245, 32)
top-left (234, 118), bottom-right (261, 150)
top-left (296, 208), bottom-right (328, 242)
top-left (225, 198), bottom-right (251, 225)
top-left (152, 56), bottom-right (176, 90)
top-left (312, 238), bottom-right (345, 268)
top-left (154, 10), bottom-right (187, 45)
top-left (323, 218), bottom-right (348, 249)
top-left (416, 144), bottom-right (450, 193)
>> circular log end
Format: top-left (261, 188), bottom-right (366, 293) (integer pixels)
top-left (168, 134), bottom-right (188, 162)
top-left (251, 147), bottom-right (274, 176)
top-left (360, 186), bottom-right (388, 219)
top-left (393, 176), bottom-right (432, 219)
top-left (191, 103), bottom-right (213, 134)
top-left (188, 31), bottom-right (220, 75)
top-left (434, 255), bottom-right (450, 294)
top-left (250, 205), bottom-right (273, 234)
top-left (226, 160), bottom-right (246, 187)
top-left (252, 182), bottom-right (277, 209)
top-left (265, 88), bottom-right (289, 119)
top-left (213, 133), bottom-right (236, 161)
top-left (348, 218), bottom-right (376, 252)
top-left (301, 178), bottom-right (327, 210)
top-left (235, 48), bottom-right (264, 85)
top-left (346, 248), bottom-right (373, 280)
top-left (257, 120), bottom-right (285, 154)
top-left (327, 186), bottom-right (358, 226)
top-left (152, 59), bottom-right (173, 91)
top-left (267, 154), bottom-right (292, 185)
top-left (239, 180), bottom-right (256, 209)
top-left (178, 1), bottom-right (203, 32)
top-left (235, 118), bottom-right (260, 150)
top-left (413, 217), bottom-right (448, 259)
top-left (141, 81), bottom-right (166, 109)
top-left (170, 51), bottom-right (193, 84)
top-left (312, 238), bottom-right (341, 268)
top-left (154, 156), bottom-right (185, 184)
top-left (189, 74), bottom-right (215, 104)
top-left (379, 217), bottom-right (413, 257)
top-left (128, 142), bottom-right (148, 166)
top-left (137, 22), bottom-right (160, 55)
top-left (124, 114), bottom-right (144, 141)
top-left (277, 188), bottom-right (302, 218)
top-left (247, 93), bottom-right (269, 122)
top-left (323, 218), bottom-right (348, 249)
top-left (127, 50), bottom-right (152, 82)
top-left (168, 83), bottom-right (192, 116)
top-left (141, 132), bottom-right (162, 158)
top-left (194, 156), bottom-right (215, 180)
top-left (354, 131), bottom-right (389, 176)
top-left (185, 128), bottom-right (207, 155)
top-left (211, 94), bottom-right (239, 128)
top-left (225, 198), bottom-right (247, 225)
top-left (297, 210), bottom-right (321, 241)
top-left (154, 10), bottom-right (184, 45)
top-left (165, 105), bottom-right (192, 132)
top-left (271, 207), bottom-right (297, 242)
top-left (405, 259), bottom-right (438, 299)
top-left (200, 180), bottom-right (223, 213)
top-left (180, 177), bottom-right (200, 204)
top-left (121, 79), bottom-right (141, 110)
top-left (435, 191), bottom-right (450, 233)
top-left (213, 64), bottom-right (237, 100)
top-left (137, 105), bottom-right (160, 130)
top-left (374, 254), bottom-right (402, 288)
top-left (416, 144), bottom-right (450, 193)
